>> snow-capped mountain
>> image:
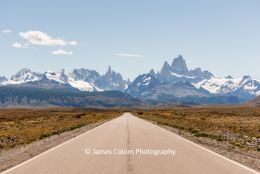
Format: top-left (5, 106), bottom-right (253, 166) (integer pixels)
top-left (126, 72), bottom-right (161, 98)
top-left (102, 66), bottom-right (128, 91)
top-left (127, 55), bottom-right (214, 98)
top-left (126, 72), bottom-right (208, 100)
top-left (126, 55), bottom-right (260, 103)
top-left (4, 68), bottom-right (42, 85)
top-left (1, 67), bottom-right (129, 92)
top-left (194, 75), bottom-right (260, 97)
top-left (42, 69), bottom-right (99, 91)
top-left (158, 55), bottom-right (213, 83)
top-left (1, 55), bottom-right (259, 105)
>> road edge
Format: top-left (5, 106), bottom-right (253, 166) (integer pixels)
top-left (131, 113), bottom-right (260, 174)
top-left (0, 115), bottom-right (123, 174)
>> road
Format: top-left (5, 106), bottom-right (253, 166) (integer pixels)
top-left (1, 113), bottom-right (258, 174)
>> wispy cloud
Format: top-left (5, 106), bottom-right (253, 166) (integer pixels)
top-left (2, 29), bottom-right (12, 34)
top-left (20, 31), bottom-right (77, 46)
top-left (113, 53), bottom-right (143, 58)
top-left (69, 41), bottom-right (78, 46)
top-left (12, 42), bottom-right (28, 48)
top-left (52, 49), bottom-right (73, 55)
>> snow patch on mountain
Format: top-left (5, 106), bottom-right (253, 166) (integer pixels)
top-left (170, 72), bottom-right (196, 79)
top-left (142, 76), bottom-right (151, 86)
top-left (68, 80), bottom-right (94, 91)
top-left (2, 67), bottom-right (127, 92)
top-left (194, 76), bottom-right (260, 96)
top-left (47, 69), bottom-right (95, 91)
top-left (194, 77), bottom-right (239, 93)
top-left (44, 71), bottom-right (65, 84)
top-left (4, 68), bottom-right (42, 85)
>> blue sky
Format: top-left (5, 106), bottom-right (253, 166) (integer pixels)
top-left (1, 0), bottom-right (260, 80)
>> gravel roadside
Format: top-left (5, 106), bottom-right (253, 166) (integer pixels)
top-left (0, 120), bottom-right (107, 172)
top-left (157, 123), bottom-right (260, 172)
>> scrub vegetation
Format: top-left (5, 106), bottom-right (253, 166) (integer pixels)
top-left (0, 108), bottom-right (122, 149)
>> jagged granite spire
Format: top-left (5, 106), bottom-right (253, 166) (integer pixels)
top-left (160, 61), bottom-right (172, 74)
top-left (171, 55), bottom-right (189, 75)
top-left (148, 69), bottom-right (156, 77)
top-left (103, 66), bottom-right (127, 91)
top-left (10, 68), bottom-right (42, 83)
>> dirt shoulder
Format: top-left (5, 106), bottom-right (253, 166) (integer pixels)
top-left (0, 120), bottom-right (106, 172)
top-left (0, 108), bottom-right (122, 172)
top-left (132, 106), bottom-right (260, 172)
top-left (158, 123), bottom-right (260, 172)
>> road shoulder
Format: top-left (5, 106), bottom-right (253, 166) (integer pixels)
top-left (143, 119), bottom-right (260, 172)
top-left (0, 121), bottom-right (106, 172)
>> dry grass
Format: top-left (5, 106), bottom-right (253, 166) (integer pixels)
top-left (0, 108), bottom-right (122, 149)
top-left (133, 106), bottom-right (260, 152)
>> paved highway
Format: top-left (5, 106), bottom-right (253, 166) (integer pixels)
top-left (1, 113), bottom-right (258, 174)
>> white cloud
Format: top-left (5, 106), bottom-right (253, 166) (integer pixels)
top-left (2, 29), bottom-right (12, 34)
top-left (113, 53), bottom-right (143, 58)
top-left (12, 42), bottom-right (28, 48)
top-left (52, 49), bottom-right (73, 55)
top-left (19, 31), bottom-right (77, 46)
top-left (69, 41), bottom-right (78, 46)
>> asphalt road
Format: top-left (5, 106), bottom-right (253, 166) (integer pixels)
top-left (2, 113), bottom-right (259, 174)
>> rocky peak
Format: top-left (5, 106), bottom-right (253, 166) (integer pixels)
top-left (160, 61), bottom-right (172, 74)
top-left (103, 66), bottom-right (127, 91)
top-left (189, 68), bottom-right (213, 80)
top-left (106, 66), bottom-right (112, 74)
top-left (239, 76), bottom-right (254, 85)
top-left (72, 68), bottom-right (101, 82)
top-left (226, 75), bottom-right (233, 79)
top-left (104, 66), bottom-right (118, 79)
top-left (171, 55), bottom-right (189, 75)
top-left (10, 68), bottom-right (42, 83)
top-left (59, 69), bottom-right (69, 83)
top-left (0, 76), bottom-right (8, 83)
top-left (158, 55), bottom-right (214, 83)
top-left (11, 68), bottom-right (31, 80)
top-left (242, 75), bottom-right (251, 80)
top-left (192, 68), bottom-right (202, 73)
top-left (126, 78), bottom-right (131, 85)
top-left (148, 69), bottom-right (156, 77)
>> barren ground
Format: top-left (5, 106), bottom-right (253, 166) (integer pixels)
top-left (132, 106), bottom-right (260, 171)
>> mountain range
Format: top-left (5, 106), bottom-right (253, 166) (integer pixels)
top-left (126, 55), bottom-right (260, 104)
top-left (0, 67), bottom-right (129, 92)
top-left (0, 55), bottom-right (259, 107)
